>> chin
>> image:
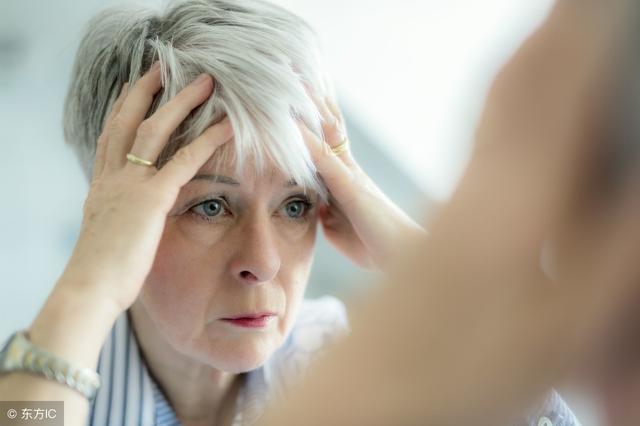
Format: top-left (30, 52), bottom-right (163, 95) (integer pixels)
top-left (206, 336), bottom-right (279, 373)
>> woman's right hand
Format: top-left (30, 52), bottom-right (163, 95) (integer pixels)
top-left (60, 63), bottom-right (233, 314)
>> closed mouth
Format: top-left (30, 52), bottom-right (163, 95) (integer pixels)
top-left (221, 313), bottom-right (275, 320)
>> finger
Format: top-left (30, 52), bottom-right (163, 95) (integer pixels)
top-left (325, 96), bottom-right (345, 127)
top-left (305, 88), bottom-right (355, 165)
top-left (323, 95), bottom-right (357, 166)
top-left (93, 83), bottom-right (128, 179)
top-left (127, 73), bottom-right (214, 172)
top-left (104, 83), bottom-right (129, 132)
top-left (153, 118), bottom-right (233, 191)
top-left (298, 121), bottom-right (359, 208)
top-left (105, 62), bottom-right (163, 169)
top-left (320, 194), bottom-right (350, 231)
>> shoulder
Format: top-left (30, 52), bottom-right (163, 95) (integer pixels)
top-left (288, 295), bottom-right (350, 346)
top-left (524, 390), bottom-right (583, 426)
top-left (263, 296), bottom-right (349, 395)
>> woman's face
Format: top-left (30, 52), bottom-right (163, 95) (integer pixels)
top-left (138, 156), bottom-right (320, 373)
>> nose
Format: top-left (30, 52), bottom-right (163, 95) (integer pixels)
top-left (229, 213), bottom-right (281, 284)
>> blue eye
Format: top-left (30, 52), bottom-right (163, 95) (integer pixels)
top-left (283, 200), bottom-right (310, 219)
top-left (192, 199), bottom-right (225, 218)
top-left (187, 196), bottom-right (312, 223)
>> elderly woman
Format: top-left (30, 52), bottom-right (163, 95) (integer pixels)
top-left (0, 0), bottom-right (586, 425)
top-left (0, 0), bottom-right (423, 425)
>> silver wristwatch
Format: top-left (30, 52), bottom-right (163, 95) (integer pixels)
top-left (0, 330), bottom-right (101, 400)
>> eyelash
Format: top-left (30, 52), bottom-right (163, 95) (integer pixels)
top-left (186, 195), bottom-right (315, 224)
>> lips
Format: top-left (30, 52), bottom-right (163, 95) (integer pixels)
top-left (220, 313), bottom-right (276, 328)
top-left (222, 312), bottom-right (275, 320)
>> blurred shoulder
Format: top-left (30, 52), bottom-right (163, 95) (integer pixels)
top-left (265, 296), bottom-right (349, 394)
top-left (291, 296), bottom-right (349, 339)
top-left (525, 390), bottom-right (583, 426)
top-left (284, 296), bottom-right (349, 355)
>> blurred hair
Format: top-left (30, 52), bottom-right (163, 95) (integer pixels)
top-left (63, 0), bottom-right (332, 198)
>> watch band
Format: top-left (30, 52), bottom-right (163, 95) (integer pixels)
top-left (0, 330), bottom-right (101, 400)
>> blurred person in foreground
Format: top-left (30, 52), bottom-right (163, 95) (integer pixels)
top-left (260, 0), bottom-right (640, 425)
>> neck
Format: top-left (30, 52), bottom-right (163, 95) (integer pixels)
top-left (128, 301), bottom-right (242, 425)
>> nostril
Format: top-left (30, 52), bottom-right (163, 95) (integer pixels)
top-left (240, 270), bottom-right (257, 281)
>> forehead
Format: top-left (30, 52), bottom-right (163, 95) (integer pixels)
top-left (197, 153), bottom-right (293, 184)
top-left (197, 155), bottom-right (287, 181)
top-left (188, 139), bottom-right (326, 200)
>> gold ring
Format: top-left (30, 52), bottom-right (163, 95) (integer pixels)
top-left (126, 153), bottom-right (154, 167)
top-left (331, 138), bottom-right (349, 156)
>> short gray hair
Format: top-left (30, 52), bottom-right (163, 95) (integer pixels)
top-left (63, 0), bottom-right (332, 196)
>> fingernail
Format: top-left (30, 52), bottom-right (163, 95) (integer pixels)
top-left (150, 61), bottom-right (160, 72)
top-left (121, 82), bottom-right (129, 96)
top-left (193, 73), bottom-right (211, 86)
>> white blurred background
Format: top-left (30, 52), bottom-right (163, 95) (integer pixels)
top-left (0, 0), bottom-right (601, 423)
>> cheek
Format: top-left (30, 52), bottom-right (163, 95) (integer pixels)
top-left (140, 221), bottom-right (225, 341)
top-left (277, 221), bottom-right (318, 335)
top-left (280, 217), bottom-right (317, 284)
top-left (277, 212), bottom-right (319, 242)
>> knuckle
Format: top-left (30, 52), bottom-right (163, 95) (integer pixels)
top-left (136, 119), bottom-right (159, 141)
top-left (179, 84), bottom-right (196, 98)
top-left (172, 146), bottom-right (196, 166)
top-left (153, 184), bottom-right (179, 207)
top-left (316, 142), bottom-right (333, 161)
top-left (324, 117), bottom-right (340, 133)
top-left (179, 85), bottom-right (205, 106)
top-left (109, 114), bottom-right (129, 135)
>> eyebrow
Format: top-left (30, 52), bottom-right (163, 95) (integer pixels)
top-left (190, 174), bottom-right (299, 187)
top-left (191, 174), bottom-right (240, 185)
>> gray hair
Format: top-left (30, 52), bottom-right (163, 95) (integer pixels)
top-left (63, 0), bottom-right (333, 197)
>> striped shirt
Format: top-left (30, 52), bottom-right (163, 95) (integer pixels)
top-left (80, 293), bottom-right (580, 426)
top-left (525, 391), bottom-right (583, 426)
top-left (86, 296), bottom-right (349, 426)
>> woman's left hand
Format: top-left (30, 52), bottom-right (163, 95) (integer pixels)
top-left (299, 93), bottom-right (426, 269)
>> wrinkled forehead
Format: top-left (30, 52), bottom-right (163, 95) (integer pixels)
top-left (197, 146), bottom-right (276, 180)
top-left (198, 162), bottom-right (294, 188)
top-left (195, 144), bottom-right (320, 195)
